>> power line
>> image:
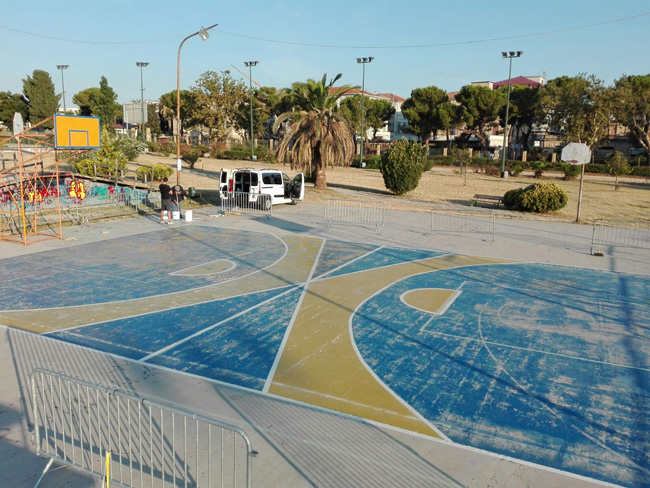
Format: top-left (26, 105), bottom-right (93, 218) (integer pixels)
top-left (0, 25), bottom-right (177, 45)
top-left (0, 11), bottom-right (648, 48)
top-left (217, 12), bottom-right (650, 49)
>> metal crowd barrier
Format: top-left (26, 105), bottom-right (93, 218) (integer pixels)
top-left (591, 219), bottom-right (650, 255)
top-left (221, 192), bottom-right (272, 217)
top-left (324, 198), bottom-right (385, 230)
top-left (430, 207), bottom-right (496, 242)
top-left (31, 369), bottom-right (257, 488)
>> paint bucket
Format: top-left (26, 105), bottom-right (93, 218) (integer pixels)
top-left (184, 210), bottom-right (193, 222)
top-left (172, 211), bottom-right (181, 220)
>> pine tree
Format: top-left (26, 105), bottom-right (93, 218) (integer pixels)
top-left (22, 69), bottom-right (59, 128)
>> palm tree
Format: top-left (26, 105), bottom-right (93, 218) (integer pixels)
top-left (273, 74), bottom-right (356, 189)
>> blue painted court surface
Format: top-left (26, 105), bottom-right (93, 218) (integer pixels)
top-left (1, 226), bottom-right (649, 488)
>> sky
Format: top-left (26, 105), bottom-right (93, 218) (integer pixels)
top-left (1, 0), bottom-right (648, 108)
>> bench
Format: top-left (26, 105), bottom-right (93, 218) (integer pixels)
top-left (472, 194), bottom-right (504, 208)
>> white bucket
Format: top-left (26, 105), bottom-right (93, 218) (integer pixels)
top-left (184, 210), bottom-right (193, 222)
top-left (172, 211), bottom-right (181, 220)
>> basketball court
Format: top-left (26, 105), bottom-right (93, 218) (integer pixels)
top-left (1, 222), bottom-right (648, 488)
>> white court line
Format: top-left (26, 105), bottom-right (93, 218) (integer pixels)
top-left (139, 285), bottom-right (300, 362)
top-left (314, 245), bottom-right (385, 280)
top-left (401, 281), bottom-right (466, 315)
top-left (419, 322), bottom-right (650, 373)
top-left (2, 232), bottom-right (291, 313)
top-left (262, 238), bottom-right (327, 393)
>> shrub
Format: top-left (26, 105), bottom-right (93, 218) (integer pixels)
top-left (605, 151), bottom-right (632, 191)
top-left (158, 141), bottom-right (175, 156)
top-left (530, 161), bottom-right (549, 178)
top-left (73, 128), bottom-right (128, 177)
top-left (136, 163), bottom-right (173, 182)
top-left (179, 145), bottom-right (202, 169)
top-left (630, 166), bottom-right (650, 178)
top-left (560, 163), bottom-right (581, 180)
top-left (209, 141), bottom-right (228, 158)
top-left (379, 140), bottom-right (428, 195)
top-left (113, 135), bottom-right (147, 161)
top-left (352, 155), bottom-right (381, 169)
top-left (503, 182), bottom-right (568, 213)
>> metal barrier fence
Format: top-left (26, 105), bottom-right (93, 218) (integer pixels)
top-left (591, 219), bottom-right (650, 255)
top-left (31, 369), bottom-right (257, 488)
top-left (324, 199), bottom-right (385, 230)
top-left (221, 192), bottom-right (272, 217)
top-left (430, 207), bottom-right (496, 242)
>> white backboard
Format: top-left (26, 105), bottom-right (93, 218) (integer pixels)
top-left (561, 143), bottom-right (591, 165)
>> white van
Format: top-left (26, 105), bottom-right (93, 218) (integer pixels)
top-left (219, 168), bottom-right (305, 210)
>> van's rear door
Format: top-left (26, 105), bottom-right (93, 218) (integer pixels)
top-left (292, 173), bottom-right (305, 201)
top-left (219, 169), bottom-right (231, 199)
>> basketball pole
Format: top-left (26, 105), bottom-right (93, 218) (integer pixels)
top-left (576, 163), bottom-right (585, 223)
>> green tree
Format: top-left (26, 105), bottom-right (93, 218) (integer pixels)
top-left (72, 87), bottom-right (101, 116)
top-left (499, 85), bottom-right (541, 151)
top-left (340, 95), bottom-right (364, 135)
top-left (401, 86), bottom-right (452, 146)
top-left (454, 85), bottom-right (505, 154)
top-left (379, 139), bottom-right (428, 195)
top-left (190, 70), bottom-right (248, 141)
top-left (93, 76), bottom-right (121, 130)
top-left (540, 74), bottom-right (611, 149)
top-left (146, 101), bottom-right (162, 135)
top-left (340, 96), bottom-right (395, 141)
top-left (22, 69), bottom-right (59, 128)
top-left (365, 98), bottom-right (395, 140)
top-left (611, 74), bottom-right (650, 153)
top-left (0, 91), bottom-right (28, 128)
top-left (159, 89), bottom-right (197, 136)
top-left (273, 73), bottom-right (355, 189)
top-left (604, 151), bottom-right (632, 191)
top-left (234, 89), bottom-right (266, 141)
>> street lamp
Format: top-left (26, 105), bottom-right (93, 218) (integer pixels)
top-left (57, 65), bottom-right (69, 113)
top-left (244, 61), bottom-right (259, 161)
top-left (176, 24), bottom-right (218, 185)
top-left (356, 57), bottom-right (373, 168)
top-left (136, 62), bottom-right (149, 142)
top-left (500, 50), bottom-right (523, 178)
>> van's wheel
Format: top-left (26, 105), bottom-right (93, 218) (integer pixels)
top-left (290, 199), bottom-right (298, 205)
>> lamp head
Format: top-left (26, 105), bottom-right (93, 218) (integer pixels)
top-left (501, 52), bottom-right (507, 58)
top-left (57, 65), bottom-right (69, 70)
top-left (198, 27), bottom-right (210, 41)
top-left (136, 62), bottom-right (149, 68)
top-left (517, 51), bottom-right (524, 57)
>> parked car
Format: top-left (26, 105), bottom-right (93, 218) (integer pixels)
top-left (219, 168), bottom-right (305, 210)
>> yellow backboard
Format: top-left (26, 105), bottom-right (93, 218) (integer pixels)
top-left (54, 114), bottom-right (101, 149)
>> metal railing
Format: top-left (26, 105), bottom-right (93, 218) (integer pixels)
top-left (430, 207), bottom-right (496, 242)
top-left (591, 219), bottom-right (650, 255)
top-left (31, 369), bottom-right (257, 488)
top-left (221, 192), bottom-right (272, 217)
top-left (324, 198), bottom-right (385, 230)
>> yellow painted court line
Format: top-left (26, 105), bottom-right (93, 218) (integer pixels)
top-left (269, 254), bottom-right (507, 437)
top-left (0, 235), bottom-right (323, 333)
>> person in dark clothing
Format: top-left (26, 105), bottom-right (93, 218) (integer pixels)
top-left (159, 177), bottom-right (173, 224)
top-left (171, 184), bottom-right (185, 214)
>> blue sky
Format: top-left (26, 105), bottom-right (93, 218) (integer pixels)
top-left (1, 1), bottom-right (648, 107)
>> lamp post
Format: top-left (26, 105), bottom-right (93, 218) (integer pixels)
top-left (500, 51), bottom-right (523, 178)
top-left (244, 61), bottom-right (259, 161)
top-left (356, 56), bottom-right (373, 168)
top-left (57, 65), bottom-right (69, 113)
top-left (176, 24), bottom-right (218, 185)
top-left (136, 62), bottom-right (149, 142)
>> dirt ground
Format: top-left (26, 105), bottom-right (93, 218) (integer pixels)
top-left (137, 152), bottom-right (649, 224)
